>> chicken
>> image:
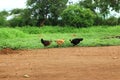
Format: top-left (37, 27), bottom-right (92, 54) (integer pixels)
top-left (70, 38), bottom-right (83, 46)
top-left (41, 38), bottom-right (52, 47)
top-left (55, 39), bottom-right (65, 46)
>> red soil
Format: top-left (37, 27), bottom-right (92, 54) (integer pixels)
top-left (0, 46), bottom-right (120, 80)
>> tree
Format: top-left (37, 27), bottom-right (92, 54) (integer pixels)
top-left (10, 8), bottom-right (23, 14)
top-left (0, 10), bottom-right (9, 26)
top-left (8, 8), bottom-right (32, 27)
top-left (26, 0), bottom-right (68, 26)
top-left (79, 0), bottom-right (120, 18)
top-left (61, 5), bottom-right (95, 27)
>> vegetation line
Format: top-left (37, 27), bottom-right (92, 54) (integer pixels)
top-left (0, 26), bottom-right (120, 50)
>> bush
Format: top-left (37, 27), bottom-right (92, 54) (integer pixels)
top-left (94, 15), bottom-right (105, 26)
top-left (0, 16), bottom-right (7, 26)
top-left (61, 5), bottom-right (95, 27)
top-left (8, 16), bottom-right (23, 27)
top-left (105, 16), bottom-right (118, 26)
top-left (0, 10), bottom-right (8, 26)
top-left (7, 15), bottom-right (33, 27)
top-left (118, 17), bottom-right (120, 25)
top-left (0, 28), bottom-right (29, 39)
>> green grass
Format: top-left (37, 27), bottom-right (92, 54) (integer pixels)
top-left (0, 26), bottom-right (120, 49)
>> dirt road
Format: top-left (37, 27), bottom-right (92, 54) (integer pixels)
top-left (0, 46), bottom-right (120, 80)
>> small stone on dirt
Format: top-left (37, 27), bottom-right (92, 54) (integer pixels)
top-left (23, 74), bottom-right (30, 78)
top-left (112, 57), bottom-right (118, 59)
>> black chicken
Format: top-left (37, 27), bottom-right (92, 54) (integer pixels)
top-left (41, 38), bottom-right (52, 47)
top-left (70, 38), bottom-right (83, 46)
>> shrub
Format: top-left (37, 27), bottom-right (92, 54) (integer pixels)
top-left (118, 17), bottom-right (120, 25)
top-left (0, 10), bottom-right (8, 26)
top-left (0, 16), bottom-right (6, 26)
top-left (61, 5), bottom-right (95, 27)
top-left (8, 16), bottom-right (23, 27)
top-left (94, 15), bottom-right (105, 26)
top-left (0, 28), bottom-right (29, 39)
top-left (105, 16), bottom-right (118, 26)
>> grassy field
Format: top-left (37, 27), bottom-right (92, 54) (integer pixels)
top-left (0, 26), bottom-right (120, 49)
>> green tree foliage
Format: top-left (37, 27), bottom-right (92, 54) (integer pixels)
top-left (8, 17), bottom-right (21, 27)
top-left (61, 5), bottom-right (95, 27)
top-left (105, 16), bottom-right (118, 25)
top-left (8, 8), bottom-right (32, 27)
top-left (118, 17), bottom-right (120, 25)
top-left (94, 15), bottom-right (105, 25)
top-left (10, 8), bottom-right (23, 14)
top-left (26, 0), bottom-right (68, 26)
top-left (94, 14), bottom-right (119, 26)
top-left (79, 0), bottom-right (120, 18)
top-left (0, 10), bottom-right (8, 26)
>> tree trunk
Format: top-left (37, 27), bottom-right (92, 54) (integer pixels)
top-left (40, 19), bottom-right (46, 26)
